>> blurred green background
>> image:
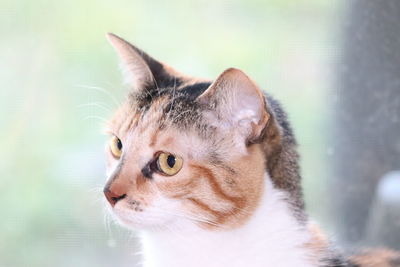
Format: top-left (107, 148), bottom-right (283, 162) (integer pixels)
top-left (1, 0), bottom-right (340, 266)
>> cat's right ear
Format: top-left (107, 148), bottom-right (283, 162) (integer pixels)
top-left (197, 68), bottom-right (270, 144)
top-left (106, 33), bottom-right (180, 91)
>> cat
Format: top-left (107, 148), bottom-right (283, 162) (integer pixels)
top-left (102, 33), bottom-right (400, 267)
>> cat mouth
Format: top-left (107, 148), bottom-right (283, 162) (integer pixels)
top-left (111, 206), bottom-right (142, 227)
top-left (110, 203), bottom-right (181, 230)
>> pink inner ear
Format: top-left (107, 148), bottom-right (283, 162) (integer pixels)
top-left (197, 68), bottom-right (269, 140)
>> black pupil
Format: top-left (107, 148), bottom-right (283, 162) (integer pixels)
top-left (167, 155), bottom-right (175, 168)
top-left (117, 139), bottom-right (122, 150)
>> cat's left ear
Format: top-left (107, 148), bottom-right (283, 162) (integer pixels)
top-left (197, 68), bottom-right (270, 143)
top-left (106, 33), bottom-right (181, 91)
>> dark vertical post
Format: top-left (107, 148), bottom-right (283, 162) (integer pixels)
top-left (333, 0), bottom-right (400, 247)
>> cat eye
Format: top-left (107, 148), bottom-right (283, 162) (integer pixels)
top-left (155, 152), bottom-right (183, 176)
top-left (109, 136), bottom-right (123, 158)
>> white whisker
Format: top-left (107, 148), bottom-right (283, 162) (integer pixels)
top-left (169, 77), bottom-right (178, 113)
top-left (82, 115), bottom-right (109, 125)
top-left (76, 102), bottom-right (113, 113)
top-left (75, 84), bottom-right (122, 108)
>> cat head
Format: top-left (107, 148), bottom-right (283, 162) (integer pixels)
top-left (103, 33), bottom-right (283, 231)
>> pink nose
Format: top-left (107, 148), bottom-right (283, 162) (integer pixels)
top-left (104, 188), bottom-right (126, 207)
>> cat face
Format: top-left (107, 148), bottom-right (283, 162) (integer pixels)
top-left (103, 34), bottom-right (270, 231)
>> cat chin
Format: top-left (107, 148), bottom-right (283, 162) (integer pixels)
top-left (113, 215), bottom-right (156, 230)
top-left (110, 205), bottom-right (178, 231)
top-left (112, 212), bottom-right (165, 230)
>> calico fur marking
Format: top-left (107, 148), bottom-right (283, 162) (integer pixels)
top-left (103, 33), bottom-right (400, 267)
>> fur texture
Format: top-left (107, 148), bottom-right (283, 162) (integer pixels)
top-left (102, 33), bottom-right (400, 267)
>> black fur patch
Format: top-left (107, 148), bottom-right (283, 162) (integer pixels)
top-left (264, 93), bottom-right (305, 218)
top-left (128, 44), bottom-right (185, 91)
top-left (266, 93), bottom-right (297, 146)
top-left (322, 256), bottom-right (357, 267)
top-left (179, 82), bottom-right (211, 99)
top-left (133, 82), bottom-right (210, 112)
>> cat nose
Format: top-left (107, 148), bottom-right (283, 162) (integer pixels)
top-left (104, 188), bottom-right (127, 207)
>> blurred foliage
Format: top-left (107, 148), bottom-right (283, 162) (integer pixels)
top-left (0, 0), bottom-right (338, 266)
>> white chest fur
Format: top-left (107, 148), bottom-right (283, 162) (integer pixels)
top-left (140, 176), bottom-right (317, 267)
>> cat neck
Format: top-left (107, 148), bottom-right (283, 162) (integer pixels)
top-left (140, 174), bottom-right (320, 267)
